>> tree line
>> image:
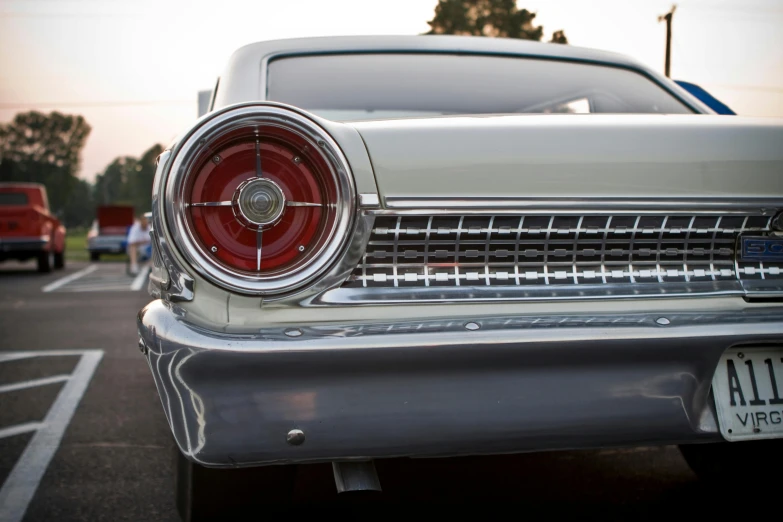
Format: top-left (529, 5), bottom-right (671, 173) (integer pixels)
top-left (0, 111), bottom-right (162, 229)
top-left (426, 0), bottom-right (567, 43)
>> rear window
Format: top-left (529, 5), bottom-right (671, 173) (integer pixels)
top-left (267, 53), bottom-right (692, 120)
top-left (0, 192), bottom-right (29, 206)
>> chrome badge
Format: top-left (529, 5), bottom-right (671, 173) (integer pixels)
top-left (741, 236), bottom-right (783, 262)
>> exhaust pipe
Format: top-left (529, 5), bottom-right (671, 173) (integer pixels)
top-left (332, 461), bottom-right (382, 493)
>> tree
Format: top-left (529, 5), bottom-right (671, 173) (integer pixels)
top-left (550, 30), bottom-right (568, 44)
top-left (425, 0), bottom-right (567, 44)
top-left (62, 178), bottom-right (95, 229)
top-left (0, 111), bottom-right (93, 226)
top-left (93, 143), bottom-right (163, 213)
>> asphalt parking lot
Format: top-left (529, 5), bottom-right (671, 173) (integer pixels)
top-left (0, 259), bottom-right (759, 520)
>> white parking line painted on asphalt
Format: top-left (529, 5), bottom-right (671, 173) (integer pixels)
top-left (68, 284), bottom-right (135, 292)
top-left (0, 422), bottom-right (44, 440)
top-left (130, 265), bottom-right (150, 291)
top-left (0, 353), bottom-right (39, 363)
top-left (0, 350), bottom-right (100, 361)
top-left (0, 349), bottom-right (103, 522)
top-left (44, 263), bottom-right (149, 293)
top-left (0, 375), bottom-right (70, 394)
top-left (41, 264), bottom-right (97, 293)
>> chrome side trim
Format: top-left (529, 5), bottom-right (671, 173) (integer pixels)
top-left (316, 281), bottom-right (748, 305)
top-left (148, 227), bottom-right (195, 303)
top-left (381, 197), bottom-right (783, 215)
top-left (147, 231), bottom-right (170, 291)
top-left (0, 237), bottom-right (48, 245)
top-left (358, 193), bottom-right (380, 208)
top-left (149, 150), bottom-right (195, 302)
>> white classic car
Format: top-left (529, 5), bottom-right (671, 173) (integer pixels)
top-left (138, 35), bottom-right (783, 517)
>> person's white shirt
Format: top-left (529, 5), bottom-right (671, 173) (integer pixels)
top-left (127, 218), bottom-right (151, 275)
top-left (127, 219), bottom-right (150, 245)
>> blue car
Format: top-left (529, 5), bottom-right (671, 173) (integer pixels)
top-left (675, 80), bottom-right (735, 115)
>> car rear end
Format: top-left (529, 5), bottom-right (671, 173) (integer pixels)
top-left (136, 37), bottom-right (783, 513)
top-left (140, 107), bottom-right (783, 463)
top-left (0, 183), bottom-right (64, 271)
top-left (87, 205), bottom-right (134, 260)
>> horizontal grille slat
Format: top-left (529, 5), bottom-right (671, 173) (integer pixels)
top-left (343, 214), bottom-right (782, 292)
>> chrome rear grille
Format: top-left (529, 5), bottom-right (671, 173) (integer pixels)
top-left (343, 214), bottom-right (782, 291)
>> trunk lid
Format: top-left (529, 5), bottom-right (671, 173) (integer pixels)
top-left (97, 205), bottom-right (134, 236)
top-left (350, 115), bottom-right (783, 203)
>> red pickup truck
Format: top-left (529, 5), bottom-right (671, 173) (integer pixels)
top-left (0, 182), bottom-right (66, 272)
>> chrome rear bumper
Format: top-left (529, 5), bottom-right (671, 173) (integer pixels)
top-left (0, 237), bottom-right (47, 253)
top-left (137, 299), bottom-right (783, 468)
top-left (87, 235), bottom-right (126, 254)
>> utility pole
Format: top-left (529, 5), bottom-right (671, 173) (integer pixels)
top-left (658, 5), bottom-right (677, 77)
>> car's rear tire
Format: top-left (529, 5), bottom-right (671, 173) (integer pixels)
top-left (90, 252), bottom-right (100, 262)
top-left (174, 448), bottom-right (297, 521)
top-left (679, 439), bottom-right (781, 484)
top-left (54, 250), bottom-right (65, 269)
top-left (37, 251), bottom-right (53, 273)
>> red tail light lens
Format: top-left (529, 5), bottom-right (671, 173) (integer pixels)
top-left (164, 105), bottom-right (355, 296)
top-left (187, 124), bottom-right (337, 273)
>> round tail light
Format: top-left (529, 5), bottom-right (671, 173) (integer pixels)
top-left (164, 104), bottom-right (355, 296)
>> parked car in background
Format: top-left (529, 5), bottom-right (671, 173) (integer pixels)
top-left (138, 36), bottom-right (783, 519)
top-left (0, 182), bottom-right (66, 272)
top-left (87, 205), bottom-right (134, 261)
top-left (674, 80), bottom-right (736, 115)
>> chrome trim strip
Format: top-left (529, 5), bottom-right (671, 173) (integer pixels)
top-left (256, 230), bottom-right (263, 272)
top-left (150, 224), bottom-right (194, 303)
top-left (286, 201), bottom-right (324, 208)
top-left (381, 197), bottom-right (783, 215)
top-left (149, 150), bottom-right (195, 302)
top-left (188, 201), bottom-right (233, 207)
top-left (0, 237), bottom-right (48, 245)
top-left (316, 281), bottom-right (748, 305)
top-left (359, 193), bottom-right (380, 208)
top-left (142, 299), bottom-right (783, 346)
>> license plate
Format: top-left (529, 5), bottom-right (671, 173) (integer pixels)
top-left (712, 347), bottom-right (783, 441)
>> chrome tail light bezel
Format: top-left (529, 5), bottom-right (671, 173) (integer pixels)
top-left (163, 103), bottom-right (356, 296)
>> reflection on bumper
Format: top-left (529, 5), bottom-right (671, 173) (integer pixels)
top-left (137, 299), bottom-right (783, 468)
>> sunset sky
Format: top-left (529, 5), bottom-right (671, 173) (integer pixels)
top-left (1, 0), bottom-right (782, 181)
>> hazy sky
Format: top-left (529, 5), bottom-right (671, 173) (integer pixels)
top-left (1, 0), bottom-right (782, 181)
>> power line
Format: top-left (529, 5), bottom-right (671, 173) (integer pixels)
top-left (0, 12), bottom-right (149, 18)
top-left (706, 84), bottom-right (783, 94)
top-left (677, 1), bottom-right (783, 15)
top-left (0, 100), bottom-right (193, 110)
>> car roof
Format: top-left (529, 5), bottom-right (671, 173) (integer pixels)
top-left (213, 35), bottom-right (712, 113)
top-left (234, 34), bottom-right (640, 67)
top-left (0, 182), bottom-right (45, 190)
